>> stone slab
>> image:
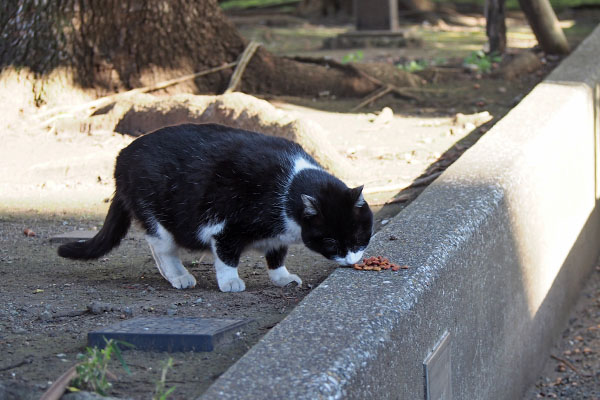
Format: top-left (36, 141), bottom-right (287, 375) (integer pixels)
top-left (200, 24), bottom-right (600, 400)
top-left (49, 230), bottom-right (97, 243)
top-left (355, 0), bottom-right (399, 31)
top-left (88, 317), bottom-right (250, 352)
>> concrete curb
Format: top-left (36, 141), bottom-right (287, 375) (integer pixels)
top-left (200, 25), bottom-right (600, 400)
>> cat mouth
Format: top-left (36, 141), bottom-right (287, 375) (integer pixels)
top-left (334, 250), bottom-right (364, 266)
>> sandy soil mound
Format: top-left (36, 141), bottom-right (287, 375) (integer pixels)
top-left (103, 92), bottom-right (354, 179)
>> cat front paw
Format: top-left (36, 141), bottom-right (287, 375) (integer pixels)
top-left (218, 277), bottom-right (246, 292)
top-left (268, 266), bottom-right (302, 287)
top-left (169, 273), bottom-right (197, 289)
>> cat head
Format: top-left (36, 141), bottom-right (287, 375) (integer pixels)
top-left (299, 184), bottom-right (373, 265)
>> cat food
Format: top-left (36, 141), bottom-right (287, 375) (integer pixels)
top-left (23, 228), bottom-right (35, 237)
top-left (352, 256), bottom-right (409, 272)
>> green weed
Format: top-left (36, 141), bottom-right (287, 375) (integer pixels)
top-left (463, 50), bottom-right (502, 73)
top-left (397, 59), bottom-right (428, 72)
top-left (397, 57), bottom-right (447, 72)
top-left (69, 338), bottom-right (133, 396)
top-left (153, 357), bottom-right (176, 400)
top-left (341, 50), bottom-right (364, 64)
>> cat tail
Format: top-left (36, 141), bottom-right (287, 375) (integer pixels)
top-left (57, 196), bottom-right (131, 260)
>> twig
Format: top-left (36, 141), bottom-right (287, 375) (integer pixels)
top-left (350, 66), bottom-right (421, 101)
top-left (351, 85), bottom-right (393, 112)
top-left (550, 354), bottom-right (590, 377)
top-left (36, 62), bottom-right (238, 124)
top-left (0, 356), bottom-right (33, 372)
top-left (225, 41), bottom-right (261, 94)
top-left (40, 364), bottom-right (78, 400)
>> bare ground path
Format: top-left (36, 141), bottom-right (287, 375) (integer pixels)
top-left (1, 7), bottom-right (598, 399)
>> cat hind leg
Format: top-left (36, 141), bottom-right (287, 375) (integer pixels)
top-left (145, 223), bottom-right (196, 289)
top-left (266, 247), bottom-right (302, 287)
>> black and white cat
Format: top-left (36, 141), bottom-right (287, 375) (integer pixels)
top-left (58, 123), bottom-right (373, 292)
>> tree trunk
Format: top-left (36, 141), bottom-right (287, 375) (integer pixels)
top-left (485, 0), bottom-right (506, 54)
top-left (0, 0), bottom-right (377, 97)
top-left (518, 0), bottom-right (569, 54)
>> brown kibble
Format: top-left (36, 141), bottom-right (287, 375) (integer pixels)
top-left (575, 335), bottom-right (584, 341)
top-left (583, 347), bottom-right (593, 354)
top-left (556, 364), bottom-right (566, 372)
top-left (23, 228), bottom-right (35, 237)
top-left (391, 265), bottom-right (400, 271)
top-left (351, 255), bottom-right (403, 272)
top-left (473, 83), bottom-right (481, 89)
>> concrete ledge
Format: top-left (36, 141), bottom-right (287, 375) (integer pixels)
top-left (200, 25), bottom-right (600, 400)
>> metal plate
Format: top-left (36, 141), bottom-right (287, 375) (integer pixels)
top-left (88, 317), bottom-right (250, 352)
top-left (423, 331), bottom-right (452, 400)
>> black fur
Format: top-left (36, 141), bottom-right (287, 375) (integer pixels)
top-left (57, 197), bottom-right (130, 259)
top-left (58, 123), bottom-right (373, 273)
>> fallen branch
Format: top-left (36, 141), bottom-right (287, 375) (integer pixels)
top-left (289, 55), bottom-right (421, 101)
top-left (225, 41), bottom-right (261, 94)
top-left (37, 62), bottom-right (238, 125)
top-left (351, 85), bottom-right (393, 112)
top-left (40, 365), bottom-right (78, 400)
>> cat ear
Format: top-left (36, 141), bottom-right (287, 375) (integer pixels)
top-left (301, 194), bottom-right (319, 217)
top-left (350, 185), bottom-right (365, 208)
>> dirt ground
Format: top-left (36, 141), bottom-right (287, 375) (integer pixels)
top-left (525, 264), bottom-right (600, 399)
top-left (0, 6), bottom-right (598, 400)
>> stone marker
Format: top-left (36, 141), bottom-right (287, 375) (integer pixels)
top-left (49, 230), bottom-right (97, 243)
top-left (356, 0), bottom-right (399, 31)
top-left (88, 317), bottom-right (250, 352)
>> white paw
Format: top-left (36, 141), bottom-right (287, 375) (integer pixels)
top-left (169, 273), bottom-right (197, 289)
top-left (218, 277), bottom-right (246, 292)
top-left (268, 266), bottom-right (302, 287)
